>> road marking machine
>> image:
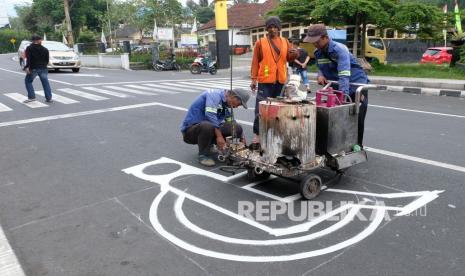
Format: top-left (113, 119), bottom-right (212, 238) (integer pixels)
top-left (220, 78), bottom-right (375, 200)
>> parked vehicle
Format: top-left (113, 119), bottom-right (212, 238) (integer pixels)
top-left (17, 40), bottom-right (31, 68)
top-left (190, 55), bottom-right (217, 75)
top-left (300, 30), bottom-right (387, 64)
top-left (420, 47), bottom-right (452, 65)
top-left (153, 58), bottom-right (180, 71)
top-left (18, 40), bottom-right (81, 72)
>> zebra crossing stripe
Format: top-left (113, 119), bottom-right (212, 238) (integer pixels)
top-left (35, 90), bottom-right (79, 104)
top-left (81, 87), bottom-right (130, 98)
top-left (0, 102), bottom-right (12, 112)
top-left (177, 81), bottom-right (229, 89)
top-left (103, 86), bottom-right (157, 95)
top-left (58, 88), bottom-right (109, 101)
top-left (151, 82), bottom-right (205, 92)
top-left (124, 84), bottom-right (177, 94)
top-left (4, 93), bottom-right (48, 108)
top-left (201, 80), bottom-right (251, 89)
top-left (140, 83), bottom-right (186, 93)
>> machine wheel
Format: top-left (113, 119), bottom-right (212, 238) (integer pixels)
top-left (247, 167), bottom-right (270, 182)
top-left (209, 66), bottom-right (217, 75)
top-left (300, 174), bottom-right (322, 200)
top-left (173, 63), bottom-right (181, 71)
top-left (72, 68), bottom-right (80, 73)
top-left (190, 64), bottom-right (201, 74)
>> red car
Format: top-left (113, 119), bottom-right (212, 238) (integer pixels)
top-left (420, 47), bottom-right (453, 64)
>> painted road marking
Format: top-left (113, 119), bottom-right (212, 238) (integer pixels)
top-left (77, 77), bottom-right (244, 87)
top-left (4, 93), bottom-right (48, 108)
top-left (58, 88), bottom-right (109, 101)
top-left (140, 83), bottom-right (185, 93)
top-left (369, 104), bottom-right (465, 119)
top-left (0, 101), bottom-right (463, 175)
top-left (0, 67), bottom-right (73, 85)
top-left (156, 82), bottom-right (206, 91)
top-left (0, 102), bottom-right (12, 112)
top-left (0, 223), bottom-right (26, 276)
top-left (35, 90), bottom-right (79, 104)
top-left (123, 157), bottom-right (442, 262)
top-left (103, 86), bottom-right (157, 96)
top-left (81, 87), bottom-right (130, 98)
top-left (124, 84), bottom-right (177, 94)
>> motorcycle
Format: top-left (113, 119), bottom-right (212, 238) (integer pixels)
top-left (190, 55), bottom-right (217, 75)
top-left (153, 58), bottom-right (180, 71)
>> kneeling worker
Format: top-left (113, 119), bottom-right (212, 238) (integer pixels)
top-left (181, 88), bottom-right (250, 167)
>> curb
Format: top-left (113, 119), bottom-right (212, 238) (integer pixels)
top-left (305, 80), bottom-right (465, 98)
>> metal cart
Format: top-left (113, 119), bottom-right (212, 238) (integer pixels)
top-left (220, 84), bottom-right (374, 200)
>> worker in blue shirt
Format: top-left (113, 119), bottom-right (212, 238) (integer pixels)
top-left (303, 24), bottom-right (369, 147)
top-left (181, 88), bottom-right (250, 167)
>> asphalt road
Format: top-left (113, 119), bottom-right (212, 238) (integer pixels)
top-left (0, 53), bottom-right (464, 276)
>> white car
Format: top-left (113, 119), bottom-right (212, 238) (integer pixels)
top-left (17, 40), bottom-right (31, 68)
top-left (42, 41), bottom-right (81, 72)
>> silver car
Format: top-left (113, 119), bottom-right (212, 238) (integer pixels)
top-left (42, 41), bottom-right (81, 72)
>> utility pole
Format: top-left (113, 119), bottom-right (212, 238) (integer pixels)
top-left (64, 0), bottom-right (74, 46)
top-left (106, 0), bottom-right (112, 48)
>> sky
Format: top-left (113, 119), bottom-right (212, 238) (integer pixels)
top-left (3, 0), bottom-right (31, 17)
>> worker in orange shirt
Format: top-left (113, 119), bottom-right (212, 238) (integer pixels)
top-left (250, 16), bottom-right (298, 147)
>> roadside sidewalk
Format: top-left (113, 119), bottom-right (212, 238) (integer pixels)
top-left (230, 54), bottom-right (465, 98)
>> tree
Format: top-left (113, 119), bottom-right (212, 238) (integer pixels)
top-left (311, 0), bottom-right (396, 57)
top-left (392, 2), bottom-right (443, 39)
top-left (196, 7), bottom-right (214, 24)
top-left (268, 0), bottom-right (316, 25)
top-left (199, 0), bottom-right (209, 8)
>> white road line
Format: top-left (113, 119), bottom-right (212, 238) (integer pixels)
top-left (78, 77), bottom-right (245, 86)
top-left (0, 224), bottom-right (26, 276)
top-left (35, 90), bottom-right (79, 104)
top-left (58, 88), bottom-right (109, 101)
top-left (124, 84), bottom-right (177, 94)
top-left (154, 82), bottom-right (205, 91)
top-left (0, 101), bottom-right (463, 175)
top-left (81, 87), bottom-right (130, 98)
top-left (0, 102), bottom-right (12, 112)
top-left (369, 104), bottom-right (465, 118)
top-left (4, 93), bottom-right (48, 108)
top-left (103, 86), bottom-right (157, 95)
top-left (0, 67), bottom-right (73, 85)
top-left (0, 102), bottom-right (162, 127)
top-left (365, 147), bottom-right (465, 173)
top-left (140, 83), bottom-right (186, 93)
top-left (187, 81), bottom-right (231, 89)
top-left (204, 80), bottom-right (251, 88)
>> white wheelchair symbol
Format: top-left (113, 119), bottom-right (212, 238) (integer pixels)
top-left (123, 157), bottom-right (443, 262)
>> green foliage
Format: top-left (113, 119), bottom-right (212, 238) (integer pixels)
top-left (311, 0), bottom-right (395, 27)
top-left (370, 63), bottom-right (465, 79)
top-left (78, 30), bottom-right (97, 43)
top-left (268, 0), bottom-right (316, 24)
top-left (392, 2), bottom-right (443, 39)
top-left (196, 7), bottom-right (214, 24)
top-left (0, 29), bottom-right (30, 53)
top-left (459, 46), bottom-right (465, 63)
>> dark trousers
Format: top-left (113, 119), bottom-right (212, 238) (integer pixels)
top-left (358, 103), bottom-right (367, 146)
top-left (253, 83), bottom-right (284, 135)
top-left (183, 121), bottom-right (243, 155)
top-left (348, 91), bottom-right (368, 146)
top-left (25, 68), bottom-right (52, 101)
